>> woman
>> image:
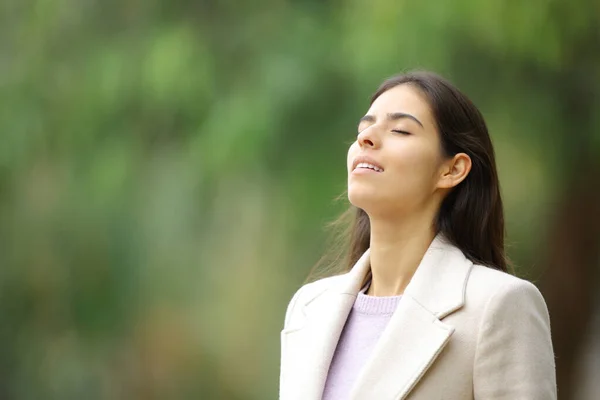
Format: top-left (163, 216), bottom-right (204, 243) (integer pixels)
top-left (279, 71), bottom-right (557, 400)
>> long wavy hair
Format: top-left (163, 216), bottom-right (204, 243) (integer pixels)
top-left (306, 71), bottom-right (510, 284)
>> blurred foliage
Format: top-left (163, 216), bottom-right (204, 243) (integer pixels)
top-left (0, 0), bottom-right (598, 399)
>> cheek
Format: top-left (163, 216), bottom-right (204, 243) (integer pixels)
top-left (347, 142), bottom-right (359, 171)
top-left (387, 143), bottom-right (439, 189)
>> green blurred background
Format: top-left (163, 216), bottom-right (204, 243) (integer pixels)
top-left (1, 0), bottom-right (599, 399)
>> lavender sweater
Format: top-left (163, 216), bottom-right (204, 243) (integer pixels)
top-left (321, 280), bottom-right (402, 400)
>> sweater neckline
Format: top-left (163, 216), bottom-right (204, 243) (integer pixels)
top-left (353, 279), bottom-right (402, 315)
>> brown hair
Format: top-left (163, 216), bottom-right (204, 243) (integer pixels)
top-left (306, 70), bottom-right (509, 283)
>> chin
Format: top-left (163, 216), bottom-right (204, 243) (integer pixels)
top-left (347, 187), bottom-right (380, 212)
top-left (348, 187), bottom-right (409, 217)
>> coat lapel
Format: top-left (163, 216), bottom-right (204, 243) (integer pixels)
top-left (280, 249), bottom-right (371, 400)
top-left (280, 233), bottom-right (473, 400)
top-left (349, 234), bottom-right (472, 399)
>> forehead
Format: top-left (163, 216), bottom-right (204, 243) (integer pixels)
top-left (367, 84), bottom-right (434, 127)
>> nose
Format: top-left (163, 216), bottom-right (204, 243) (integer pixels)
top-left (357, 126), bottom-right (379, 149)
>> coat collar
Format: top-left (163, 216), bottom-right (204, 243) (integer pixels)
top-left (280, 233), bottom-right (474, 400)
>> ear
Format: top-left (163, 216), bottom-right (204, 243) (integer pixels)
top-left (436, 153), bottom-right (472, 189)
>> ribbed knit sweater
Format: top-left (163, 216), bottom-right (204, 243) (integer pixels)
top-left (321, 280), bottom-right (402, 399)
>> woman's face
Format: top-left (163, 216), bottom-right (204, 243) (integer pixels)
top-left (347, 84), bottom-right (447, 216)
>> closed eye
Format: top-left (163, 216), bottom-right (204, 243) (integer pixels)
top-left (392, 130), bottom-right (411, 135)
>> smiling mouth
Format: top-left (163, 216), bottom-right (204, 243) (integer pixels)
top-left (354, 162), bottom-right (383, 172)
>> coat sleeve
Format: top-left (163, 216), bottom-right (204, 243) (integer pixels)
top-left (473, 279), bottom-right (557, 399)
top-left (280, 285), bottom-right (306, 400)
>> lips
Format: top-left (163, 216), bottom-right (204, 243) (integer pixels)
top-left (352, 155), bottom-right (384, 172)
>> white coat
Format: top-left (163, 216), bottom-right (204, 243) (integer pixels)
top-left (279, 234), bottom-right (557, 399)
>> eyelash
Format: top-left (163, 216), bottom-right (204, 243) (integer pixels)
top-left (353, 129), bottom-right (411, 139)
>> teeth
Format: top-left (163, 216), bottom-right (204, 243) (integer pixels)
top-left (356, 162), bottom-right (382, 172)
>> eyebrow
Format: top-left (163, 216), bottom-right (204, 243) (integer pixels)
top-left (358, 112), bottom-right (424, 128)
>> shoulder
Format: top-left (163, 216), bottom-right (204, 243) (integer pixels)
top-left (466, 263), bottom-right (549, 322)
top-left (290, 273), bottom-right (346, 306)
top-left (282, 273), bottom-right (346, 328)
top-left (468, 263), bottom-right (543, 297)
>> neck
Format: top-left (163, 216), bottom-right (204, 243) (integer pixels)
top-left (364, 211), bottom-right (437, 297)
